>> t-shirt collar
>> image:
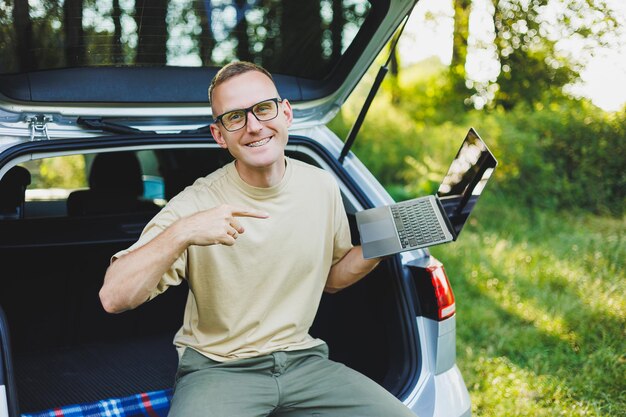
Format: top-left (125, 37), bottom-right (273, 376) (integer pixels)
top-left (227, 157), bottom-right (292, 199)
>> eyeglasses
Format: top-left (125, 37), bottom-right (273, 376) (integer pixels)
top-left (214, 98), bottom-right (282, 132)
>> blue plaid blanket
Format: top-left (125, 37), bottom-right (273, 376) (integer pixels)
top-left (21, 389), bottom-right (173, 417)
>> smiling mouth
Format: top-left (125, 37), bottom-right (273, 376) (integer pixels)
top-left (246, 137), bottom-right (271, 147)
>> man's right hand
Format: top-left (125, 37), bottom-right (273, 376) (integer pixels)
top-left (177, 204), bottom-right (270, 247)
top-left (101, 204), bottom-right (269, 313)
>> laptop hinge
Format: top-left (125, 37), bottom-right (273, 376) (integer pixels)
top-left (434, 197), bottom-right (458, 240)
top-left (338, 15), bottom-right (410, 164)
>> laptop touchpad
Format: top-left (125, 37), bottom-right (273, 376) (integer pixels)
top-left (360, 217), bottom-right (397, 243)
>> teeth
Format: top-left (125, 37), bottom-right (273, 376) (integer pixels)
top-left (247, 137), bottom-right (271, 147)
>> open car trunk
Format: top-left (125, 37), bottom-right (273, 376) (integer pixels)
top-left (0, 142), bottom-right (417, 414)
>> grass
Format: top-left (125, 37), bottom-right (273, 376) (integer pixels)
top-left (429, 193), bottom-right (626, 416)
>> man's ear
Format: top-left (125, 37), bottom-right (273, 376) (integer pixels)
top-left (281, 99), bottom-right (293, 128)
top-left (210, 123), bottom-right (228, 149)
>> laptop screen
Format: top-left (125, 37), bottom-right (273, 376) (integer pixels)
top-left (436, 128), bottom-right (497, 235)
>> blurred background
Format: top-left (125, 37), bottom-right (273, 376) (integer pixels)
top-left (328, 0), bottom-right (625, 415)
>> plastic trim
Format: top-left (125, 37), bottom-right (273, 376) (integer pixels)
top-left (0, 306), bottom-right (18, 417)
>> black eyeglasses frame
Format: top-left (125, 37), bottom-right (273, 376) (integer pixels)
top-left (214, 98), bottom-right (283, 132)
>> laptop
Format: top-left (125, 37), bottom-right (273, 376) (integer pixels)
top-left (356, 128), bottom-right (497, 259)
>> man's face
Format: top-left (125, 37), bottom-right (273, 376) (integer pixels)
top-left (209, 71), bottom-right (293, 174)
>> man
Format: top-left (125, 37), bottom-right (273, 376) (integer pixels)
top-left (99, 61), bottom-right (415, 417)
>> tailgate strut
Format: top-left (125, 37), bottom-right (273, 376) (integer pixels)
top-left (338, 15), bottom-right (410, 164)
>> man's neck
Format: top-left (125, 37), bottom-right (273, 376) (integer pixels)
top-left (234, 158), bottom-right (287, 188)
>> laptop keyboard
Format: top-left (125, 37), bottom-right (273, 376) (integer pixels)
top-left (391, 199), bottom-right (447, 248)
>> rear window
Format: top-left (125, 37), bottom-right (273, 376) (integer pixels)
top-left (12, 150), bottom-right (166, 219)
top-left (0, 0), bottom-right (371, 79)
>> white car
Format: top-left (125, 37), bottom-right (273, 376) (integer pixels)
top-left (0, 1), bottom-right (471, 416)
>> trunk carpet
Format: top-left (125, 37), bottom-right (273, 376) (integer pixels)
top-left (14, 334), bottom-right (178, 413)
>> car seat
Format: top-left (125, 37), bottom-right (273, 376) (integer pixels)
top-left (0, 165), bottom-right (31, 220)
top-left (67, 151), bottom-right (160, 216)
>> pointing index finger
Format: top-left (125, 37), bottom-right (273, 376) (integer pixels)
top-left (230, 206), bottom-right (270, 219)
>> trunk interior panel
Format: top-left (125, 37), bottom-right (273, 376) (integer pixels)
top-left (0, 149), bottom-right (413, 413)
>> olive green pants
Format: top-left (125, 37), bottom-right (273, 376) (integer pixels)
top-left (168, 343), bottom-right (416, 417)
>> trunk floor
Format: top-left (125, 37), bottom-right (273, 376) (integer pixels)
top-left (14, 333), bottom-right (178, 413)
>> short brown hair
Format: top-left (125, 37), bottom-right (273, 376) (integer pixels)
top-left (208, 61), bottom-right (274, 108)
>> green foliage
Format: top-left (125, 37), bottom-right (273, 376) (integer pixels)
top-left (490, 0), bottom-right (580, 109)
top-left (329, 62), bottom-right (625, 215)
top-left (327, 86), bottom-right (426, 188)
top-left (1, 1), bottom-right (370, 76)
top-left (30, 155), bottom-right (87, 189)
top-left (494, 44), bottom-right (577, 110)
top-left (431, 194), bottom-right (626, 416)
top-left (396, 57), bottom-right (468, 125)
top-left (490, 100), bottom-right (626, 215)
top-left (449, 0), bottom-right (621, 110)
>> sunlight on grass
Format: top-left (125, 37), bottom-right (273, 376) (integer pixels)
top-left (465, 355), bottom-right (605, 417)
top-left (547, 256), bottom-right (626, 322)
top-left (463, 233), bottom-right (582, 347)
top-left (430, 198), bottom-right (626, 416)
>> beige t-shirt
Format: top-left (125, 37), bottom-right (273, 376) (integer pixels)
top-left (113, 158), bottom-right (353, 361)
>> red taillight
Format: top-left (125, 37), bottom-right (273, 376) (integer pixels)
top-left (426, 259), bottom-right (456, 320)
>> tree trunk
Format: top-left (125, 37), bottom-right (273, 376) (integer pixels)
top-left (64, 0), bottom-right (85, 67)
top-left (195, 0), bottom-right (215, 65)
top-left (112, 0), bottom-right (123, 64)
top-left (331, 0), bottom-right (345, 63)
top-left (13, 0), bottom-right (34, 71)
top-left (279, 0), bottom-right (322, 75)
top-left (450, 0), bottom-right (471, 97)
top-left (235, 0), bottom-right (251, 62)
top-left (389, 30), bottom-right (401, 105)
top-left (135, 0), bottom-right (168, 65)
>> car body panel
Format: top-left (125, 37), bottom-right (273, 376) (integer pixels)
top-left (404, 317), bottom-right (470, 416)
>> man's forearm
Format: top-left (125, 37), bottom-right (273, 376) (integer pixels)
top-left (324, 246), bottom-right (382, 293)
top-left (99, 222), bottom-right (189, 313)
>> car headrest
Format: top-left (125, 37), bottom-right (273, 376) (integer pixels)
top-left (89, 152), bottom-right (143, 196)
top-left (0, 165), bottom-right (31, 218)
